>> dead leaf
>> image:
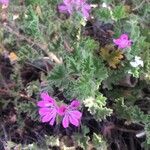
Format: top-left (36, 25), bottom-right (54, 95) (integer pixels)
top-left (64, 40), bottom-right (74, 52)
top-left (124, 5), bottom-right (132, 13)
top-left (100, 44), bottom-right (124, 68)
top-left (9, 52), bottom-right (18, 62)
top-left (36, 5), bottom-right (42, 18)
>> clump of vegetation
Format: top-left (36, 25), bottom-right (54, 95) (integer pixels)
top-left (0, 0), bottom-right (149, 149)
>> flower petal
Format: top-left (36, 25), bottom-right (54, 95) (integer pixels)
top-left (75, 0), bottom-right (86, 6)
top-left (0, 0), bottom-right (9, 5)
top-left (62, 114), bottom-right (69, 128)
top-left (130, 62), bottom-right (138, 67)
top-left (120, 34), bottom-right (128, 40)
top-left (40, 92), bottom-right (55, 103)
top-left (70, 100), bottom-right (80, 109)
top-left (42, 114), bottom-right (52, 122)
top-left (69, 114), bottom-right (79, 127)
top-left (58, 4), bottom-right (68, 12)
top-left (58, 3), bottom-right (73, 14)
top-left (37, 100), bottom-right (53, 107)
top-left (83, 3), bottom-right (91, 11)
top-left (113, 39), bottom-right (121, 45)
top-left (41, 109), bottom-right (57, 123)
top-left (39, 108), bottom-right (52, 116)
top-left (69, 110), bottom-right (82, 119)
top-left (49, 110), bottom-right (57, 125)
top-left (113, 34), bottom-right (131, 49)
top-left (81, 7), bottom-right (90, 19)
top-left (64, 0), bottom-right (74, 5)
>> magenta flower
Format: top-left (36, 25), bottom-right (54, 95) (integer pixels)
top-left (75, 0), bottom-right (91, 19)
top-left (0, 0), bottom-right (9, 5)
top-left (37, 93), bottom-right (82, 128)
top-left (58, 100), bottom-right (82, 128)
top-left (113, 34), bottom-right (132, 49)
top-left (37, 92), bottom-right (58, 126)
top-left (58, 0), bottom-right (74, 14)
top-left (58, 0), bottom-right (91, 19)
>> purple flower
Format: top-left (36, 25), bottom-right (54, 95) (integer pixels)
top-left (0, 0), bottom-right (9, 5)
top-left (37, 92), bottom-right (58, 126)
top-left (58, 0), bottom-right (91, 19)
top-left (58, 0), bottom-right (74, 14)
top-left (70, 99), bottom-right (80, 108)
top-left (113, 34), bottom-right (132, 49)
top-left (58, 100), bottom-right (82, 128)
top-left (37, 93), bottom-right (82, 128)
top-left (75, 0), bottom-right (91, 19)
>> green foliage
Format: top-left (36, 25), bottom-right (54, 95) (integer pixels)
top-left (22, 6), bottom-right (42, 38)
top-left (25, 0), bottom-right (46, 6)
top-left (94, 8), bottom-right (111, 23)
top-left (48, 64), bottom-right (68, 89)
top-left (48, 38), bottom-right (108, 99)
top-left (92, 133), bottom-right (108, 150)
top-left (145, 124), bottom-right (150, 145)
top-left (17, 101), bottom-right (39, 121)
top-left (4, 141), bottom-right (39, 150)
top-left (74, 125), bottom-right (90, 149)
top-left (112, 5), bottom-right (127, 21)
top-left (84, 95), bottom-right (112, 121)
top-left (115, 98), bottom-right (150, 146)
top-left (18, 45), bottom-right (44, 62)
top-left (142, 41), bottom-right (150, 80)
top-left (115, 98), bottom-right (146, 122)
top-left (1, 0), bottom-right (150, 149)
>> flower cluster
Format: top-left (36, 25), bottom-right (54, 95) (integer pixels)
top-left (37, 92), bottom-right (82, 128)
top-left (58, 0), bottom-right (91, 19)
top-left (0, 0), bottom-right (9, 5)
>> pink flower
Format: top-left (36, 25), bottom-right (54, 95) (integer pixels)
top-left (81, 3), bottom-right (91, 19)
top-left (69, 99), bottom-right (80, 108)
top-left (58, 0), bottom-right (91, 19)
top-left (75, 0), bottom-right (91, 19)
top-left (0, 0), bottom-right (9, 5)
top-left (58, 0), bottom-right (74, 14)
top-left (37, 93), bottom-right (82, 128)
top-left (113, 34), bottom-right (132, 49)
top-left (58, 100), bottom-right (82, 128)
top-left (37, 92), bottom-right (58, 126)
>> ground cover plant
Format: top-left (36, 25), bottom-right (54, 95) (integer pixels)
top-left (0, 0), bottom-right (150, 149)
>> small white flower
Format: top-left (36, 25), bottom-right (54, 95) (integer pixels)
top-left (102, 3), bottom-right (107, 8)
top-left (130, 56), bottom-right (144, 68)
top-left (102, 2), bottom-right (111, 10)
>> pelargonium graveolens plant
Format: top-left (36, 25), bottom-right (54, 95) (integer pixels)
top-left (0, 0), bottom-right (150, 149)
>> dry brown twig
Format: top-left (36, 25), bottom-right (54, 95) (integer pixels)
top-left (132, 0), bottom-right (147, 11)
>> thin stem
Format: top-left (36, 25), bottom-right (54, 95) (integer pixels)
top-left (1, 22), bottom-right (63, 64)
top-left (132, 0), bottom-right (146, 11)
top-left (1, 124), bottom-right (8, 141)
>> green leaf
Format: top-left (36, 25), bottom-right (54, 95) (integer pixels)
top-left (47, 64), bottom-right (69, 89)
top-left (84, 95), bottom-right (112, 121)
top-left (74, 125), bottom-right (90, 149)
top-left (92, 133), bottom-right (108, 150)
top-left (94, 8), bottom-right (111, 23)
top-left (112, 5), bottom-right (126, 20)
top-left (17, 101), bottom-right (39, 121)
